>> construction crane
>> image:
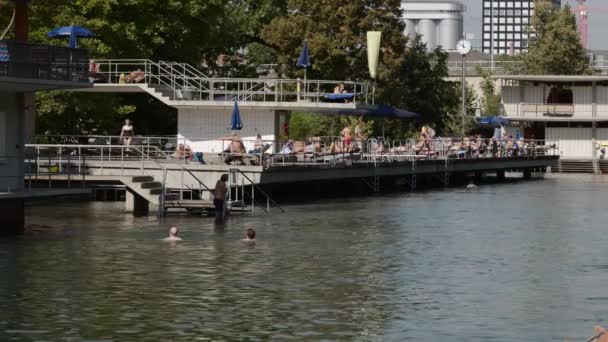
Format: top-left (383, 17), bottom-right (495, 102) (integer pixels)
top-left (575, 0), bottom-right (589, 49)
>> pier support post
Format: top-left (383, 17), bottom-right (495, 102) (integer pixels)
top-left (0, 199), bottom-right (25, 236)
top-left (496, 170), bottom-right (505, 180)
top-left (475, 172), bottom-right (483, 183)
top-left (125, 188), bottom-right (149, 214)
top-left (523, 169), bottom-right (532, 180)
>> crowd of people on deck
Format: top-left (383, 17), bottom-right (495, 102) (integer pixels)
top-left (112, 118), bottom-right (551, 166)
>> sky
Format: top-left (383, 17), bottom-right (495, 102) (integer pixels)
top-left (462, 0), bottom-right (608, 50)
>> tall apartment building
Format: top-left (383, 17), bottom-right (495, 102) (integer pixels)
top-left (482, 0), bottom-right (561, 56)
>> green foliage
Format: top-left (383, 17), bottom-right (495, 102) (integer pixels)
top-left (263, 2), bottom-right (459, 138)
top-left (261, 0), bottom-right (407, 81)
top-left (442, 82), bottom-right (477, 136)
top-left (288, 112), bottom-right (337, 140)
top-left (383, 36), bottom-right (460, 135)
top-left (522, 3), bottom-right (590, 75)
top-left (0, 0), bottom-right (285, 136)
top-left (476, 66), bottom-right (502, 116)
top-left (36, 92), bottom-right (135, 135)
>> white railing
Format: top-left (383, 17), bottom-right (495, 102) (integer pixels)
top-left (89, 59), bottom-right (371, 104)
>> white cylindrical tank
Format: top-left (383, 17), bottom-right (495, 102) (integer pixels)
top-left (403, 19), bottom-right (416, 39)
top-left (438, 18), bottom-right (462, 50)
top-left (417, 19), bottom-right (437, 50)
top-left (401, 1), bottom-right (464, 51)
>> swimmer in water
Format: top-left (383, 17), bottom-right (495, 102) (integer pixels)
top-left (466, 181), bottom-right (478, 189)
top-left (164, 226), bottom-right (182, 241)
top-left (241, 228), bottom-right (256, 245)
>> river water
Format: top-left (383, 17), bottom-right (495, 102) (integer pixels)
top-left (2, 175), bottom-right (608, 341)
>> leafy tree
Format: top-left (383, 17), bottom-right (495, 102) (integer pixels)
top-left (261, 0), bottom-right (407, 82)
top-left (383, 36), bottom-right (459, 135)
top-left (0, 0), bottom-right (287, 136)
top-left (522, 3), bottom-right (590, 75)
top-left (443, 82), bottom-right (477, 136)
top-left (262, 1), bottom-right (460, 138)
top-left (476, 67), bottom-right (502, 116)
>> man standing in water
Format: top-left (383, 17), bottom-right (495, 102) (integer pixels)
top-left (214, 174), bottom-right (229, 223)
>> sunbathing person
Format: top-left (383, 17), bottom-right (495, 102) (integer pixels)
top-left (221, 133), bottom-right (246, 164)
top-left (125, 69), bottom-right (145, 83)
top-left (304, 141), bottom-right (321, 153)
top-left (279, 140), bottom-right (295, 154)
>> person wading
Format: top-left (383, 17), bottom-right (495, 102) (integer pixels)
top-left (214, 174), bottom-right (229, 223)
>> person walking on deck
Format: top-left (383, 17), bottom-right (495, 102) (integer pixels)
top-left (120, 119), bottom-right (134, 151)
top-left (214, 174), bottom-right (229, 223)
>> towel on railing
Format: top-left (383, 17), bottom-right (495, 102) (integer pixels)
top-left (0, 42), bottom-right (9, 62)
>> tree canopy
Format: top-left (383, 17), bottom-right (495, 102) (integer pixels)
top-left (522, 3), bottom-right (590, 75)
top-left (1, 0), bottom-right (470, 137)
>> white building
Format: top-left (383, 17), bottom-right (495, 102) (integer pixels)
top-left (497, 75), bottom-right (608, 164)
top-left (401, 0), bottom-right (464, 51)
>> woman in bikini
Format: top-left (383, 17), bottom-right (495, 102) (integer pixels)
top-left (120, 119), bottom-right (134, 150)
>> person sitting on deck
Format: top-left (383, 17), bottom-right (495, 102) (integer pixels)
top-left (242, 228), bottom-right (256, 245)
top-left (334, 83), bottom-right (345, 94)
top-left (164, 226), bottom-right (182, 241)
top-left (221, 133), bottom-right (246, 165)
top-left (248, 134), bottom-right (264, 154)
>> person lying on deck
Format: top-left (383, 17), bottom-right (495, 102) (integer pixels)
top-left (279, 140), bottom-right (294, 154)
top-left (125, 69), bottom-right (145, 83)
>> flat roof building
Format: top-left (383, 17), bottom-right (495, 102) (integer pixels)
top-left (401, 0), bottom-right (464, 51)
top-left (482, 0), bottom-right (561, 56)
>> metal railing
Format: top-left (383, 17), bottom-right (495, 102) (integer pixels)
top-left (89, 59), bottom-right (371, 104)
top-left (0, 154), bottom-right (88, 192)
top-left (26, 137), bottom-right (559, 169)
top-left (0, 40), bottom-right (89, 82)
top-left (515, 103), bottom-right (577, 119)
top-left (229, 168), bottom-right (284, 214)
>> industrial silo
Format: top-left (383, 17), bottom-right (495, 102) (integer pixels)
top-left (403, 19), bottom-right (417, 40)
top-left (401, 1), bottom-right (464, 51)
top-left (438, 18), bottom-right (462, 50)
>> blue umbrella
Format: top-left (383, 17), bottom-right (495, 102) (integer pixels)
top-left (296, 40), bottom-right (311, 79)
top-left (231, 101), bottom-right (243, 130)
top-left (478, 116), bottom-right (510, 127)
top-left (48, 25), bottom-right (95, 48)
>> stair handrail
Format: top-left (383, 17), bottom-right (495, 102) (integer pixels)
top-left (131, 146), bottom-right (214, 207)
top-left (229, 168), bottom-right (284, 214)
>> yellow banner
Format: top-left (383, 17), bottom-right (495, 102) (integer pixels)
top-left (367, 31), bottom-right (381, 79)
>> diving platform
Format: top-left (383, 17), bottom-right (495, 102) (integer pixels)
top-left (76, 59), bottom-right (371, 110)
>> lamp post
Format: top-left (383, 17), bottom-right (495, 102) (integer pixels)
top-left (456, 39), bottom-right (472, 137)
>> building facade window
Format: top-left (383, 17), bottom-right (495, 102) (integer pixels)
top-left (481, 0), bottom-right (561, 55)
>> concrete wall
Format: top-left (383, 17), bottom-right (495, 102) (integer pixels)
top-left (177, 108), bottom-right (278, 153)
top-left (0, 92), bottom-right (25, 192)
top-left (546, 127), bottom-right (593, 159)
